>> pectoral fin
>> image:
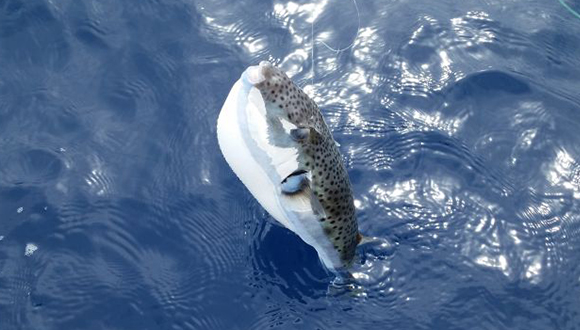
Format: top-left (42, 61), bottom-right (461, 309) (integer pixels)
top-left (290, 127), bottom-right (323, 144)
top-left (281, 170), bottom-right (309, 194)
top-left (290, 128), bottom-right (310, 142)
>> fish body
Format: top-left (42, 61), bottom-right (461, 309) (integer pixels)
top-left (217, 61), bottom-right (359, 272)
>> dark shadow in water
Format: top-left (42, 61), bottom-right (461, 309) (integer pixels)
top-left (449, 71), bottom-right (531, 100)
top-left (252, 224), bottom-right (332, 302)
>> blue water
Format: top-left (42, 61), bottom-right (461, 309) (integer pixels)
top-left (1, 0), bottom-right (580, 329)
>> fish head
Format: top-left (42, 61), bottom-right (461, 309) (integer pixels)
top-left (242, 62), bottom-right (319, 129)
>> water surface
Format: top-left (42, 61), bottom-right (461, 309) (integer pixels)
top-left (1, 0), bottom-right (580, 329)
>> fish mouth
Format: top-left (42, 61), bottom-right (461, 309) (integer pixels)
top-left (243, 61), bottom-right (274, 86)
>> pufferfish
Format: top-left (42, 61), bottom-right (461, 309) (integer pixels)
top-left (217, 61), bottom-right (360, 272)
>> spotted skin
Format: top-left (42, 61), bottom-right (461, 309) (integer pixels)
top-left (253, 62), bottom-right (360, 265)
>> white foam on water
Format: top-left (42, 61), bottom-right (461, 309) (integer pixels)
top-left (25, 243), bottom-right (38, 256)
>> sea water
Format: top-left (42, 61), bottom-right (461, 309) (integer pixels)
top-left (1, 0), bottom-right (580, 329)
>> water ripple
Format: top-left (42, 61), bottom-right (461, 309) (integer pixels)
top-left (1, 0), bottom-right (580, 329)
top-left (0, 148), bottom-right (63, 186)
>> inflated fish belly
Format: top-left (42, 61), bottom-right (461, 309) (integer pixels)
top-left (217, 61), bottom-right (360, 272)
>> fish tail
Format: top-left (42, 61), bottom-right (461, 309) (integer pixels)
top-left (357, 232), bottom-right (388, 247)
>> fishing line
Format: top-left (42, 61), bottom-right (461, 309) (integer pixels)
top-left (310, 0), bottom-right (361, 87)
top-left (558, 0), bottom-right (580, 20)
